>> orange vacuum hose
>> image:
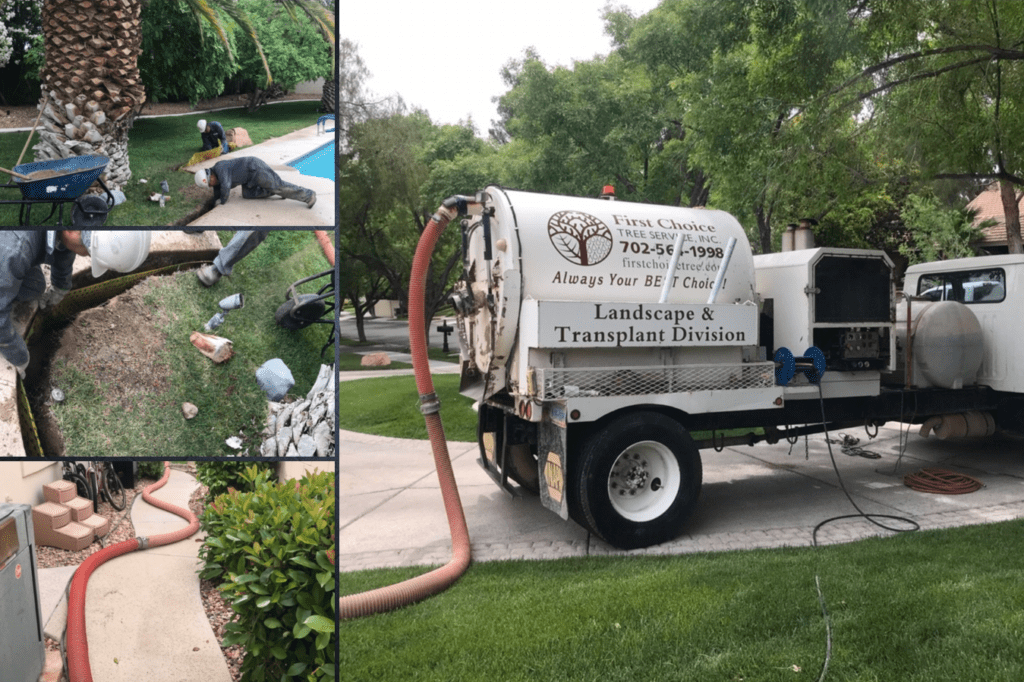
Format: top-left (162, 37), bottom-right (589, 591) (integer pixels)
top-left (339, 200), bottom-right (473, 619)
top-left (66, 462), bottom-right (201, 682)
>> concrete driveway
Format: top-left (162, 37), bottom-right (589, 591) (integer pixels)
top-left (339, 419), bottom-right (1024, 572)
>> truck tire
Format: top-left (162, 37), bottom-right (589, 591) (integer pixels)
top-left (569, 412), bottom-right (702, 549)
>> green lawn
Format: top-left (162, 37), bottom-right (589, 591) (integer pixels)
top-left (340, 519), bottom-right (1024, 681)
top-left (0, 100), bottom-right (321, 227)
top-left (50, 230), bottom-right (334, 457)
top-left (336, 373), bottom-right (477, 441)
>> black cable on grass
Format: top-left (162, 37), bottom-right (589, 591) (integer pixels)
top-left (810, 385), bottom-right (917, 682)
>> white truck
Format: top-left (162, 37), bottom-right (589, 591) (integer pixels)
top-left (449, 186), bottom-right (1024, 549)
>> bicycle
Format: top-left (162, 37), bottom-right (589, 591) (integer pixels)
top-left (90, 461), bottom-right (127, 512)
top-left (61, 460), bottom-right (127, 512)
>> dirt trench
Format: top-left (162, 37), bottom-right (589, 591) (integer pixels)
top-left (26, 275), bottom-right (175, 457)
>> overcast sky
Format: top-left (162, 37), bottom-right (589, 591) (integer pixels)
top-left (342, 0), bottom-right (663, 133)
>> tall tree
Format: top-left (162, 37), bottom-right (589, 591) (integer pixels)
top-left (830, 0), bottom-right (1024, 253)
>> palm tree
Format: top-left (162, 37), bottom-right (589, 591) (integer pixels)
top-left (35, 0), bottom-right (334, 189)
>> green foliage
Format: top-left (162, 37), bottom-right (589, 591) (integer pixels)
top-left (140, 0), bottom-right (236, 105)
top-left (340, 112), bottom-right (492, 338)
top-left (900, 193), bottom-right (986, 265)
top-left (196, 460), bottom-right (277, 499)
top-left (233, 0), bottom-right (332, 92)
top-left (199, 466), bottom-right (336, 682)
top-left (136, 461), bottom-right (166, 480)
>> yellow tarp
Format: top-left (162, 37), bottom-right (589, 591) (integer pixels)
top-left (184, 146), bottom-right (223, 168)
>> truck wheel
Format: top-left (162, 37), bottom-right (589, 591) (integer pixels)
top-left (570, 412), bottom-right (702, 549)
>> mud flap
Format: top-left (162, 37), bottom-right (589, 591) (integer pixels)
top-left (538, 405), bottom-right (569, 520)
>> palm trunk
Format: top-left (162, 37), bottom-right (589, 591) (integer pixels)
top-left (320, 76), bottom-right (335, 114)
top-left (36, 0), bottom-right (146, 190)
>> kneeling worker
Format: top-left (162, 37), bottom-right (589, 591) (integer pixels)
top-left (198, 119), bottom-right (230, 154)
top-left (0, 230), bottom-right (151, 379)
top-left (194, 156), bottom-right (316, 208)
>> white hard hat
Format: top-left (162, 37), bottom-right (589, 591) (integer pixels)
top-left (84, 230), bottom-right (152, 277)
top-left (197, 119), bottom-right (207, 132)
top-left (194, 169), bottom-right (209, 188)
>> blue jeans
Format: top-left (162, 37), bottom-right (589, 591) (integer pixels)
top-left (212, 231), bottom-right (270, 276)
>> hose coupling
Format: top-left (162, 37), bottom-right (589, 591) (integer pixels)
top-left (442, 194), bottom-right (479, 215)
top-left (419, 392), bottom-right (441, 415)
top-left (137, 536), bottom-right (149, 550)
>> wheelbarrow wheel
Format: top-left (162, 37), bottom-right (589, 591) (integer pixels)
top-left (72, 195), bottom-right (109, 227)
top-left (275, 294), bottom-right (326, 330)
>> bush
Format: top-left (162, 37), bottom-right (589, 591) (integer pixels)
top-left (139, 0), bottom-right (237, 104)
top-left (136, 460), bottom-right (166, 481)
top-left (199, 466), bottom-right (335, 682)
top-left (233, 0), bottom-right (332, 92)
top-left (196, 461), bottom-right (277, 500)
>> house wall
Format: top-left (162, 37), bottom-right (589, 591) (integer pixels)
top-left (0, 461), bottom-right (62, 506)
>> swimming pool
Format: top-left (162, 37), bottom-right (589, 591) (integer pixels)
top-left (288, 140), bottom-right (335, 181)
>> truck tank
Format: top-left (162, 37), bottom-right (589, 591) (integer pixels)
top-left (893, 299), bottom-right (984, 390)
top-left (453, 186), bottom-right (760, 403)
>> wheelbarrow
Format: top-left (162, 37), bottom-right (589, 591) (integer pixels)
top-left (274, 268), bottom-right (336, 357)
top-left (0, 155), bottom-right (115, 227)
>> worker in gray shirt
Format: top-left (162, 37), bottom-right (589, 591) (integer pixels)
top-left (198, 119), bottom-right (229, 154)
top-left (194, 156), bottom-right (316, 208)
top-left (0, 231), bottom-right (151, 380)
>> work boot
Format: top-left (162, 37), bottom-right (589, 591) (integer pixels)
top-left (196, 264), bottom-right (221, 287)
top-left (306, 192), bottom-right (317, 209)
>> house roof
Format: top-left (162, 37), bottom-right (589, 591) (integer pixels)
top-left (966, 183), bottom-right (1023, 246)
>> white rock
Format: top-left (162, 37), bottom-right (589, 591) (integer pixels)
top-left (312, 422), bottom-right (332, 457)
top-left (297, 434), bottom-right (317, 457)
top-left (226, 436), bottom-right (243, 450)
top-left (181, 402), bottom-right (198, 419)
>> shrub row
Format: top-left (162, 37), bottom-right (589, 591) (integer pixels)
top-left (199, 465), bottom-right (335, 682)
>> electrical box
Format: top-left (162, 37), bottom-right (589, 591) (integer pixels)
top-left (0, 504), bottom-right (46, 682)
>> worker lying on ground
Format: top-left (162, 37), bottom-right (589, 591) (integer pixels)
top-left (0, 231), bottom-right (151, 379)
top-left (196, 231), bottom-right (269, 287)
top-left (194, 156), bottom-right (316, 208)
top-left (198, 119), bottom-right (230, 154)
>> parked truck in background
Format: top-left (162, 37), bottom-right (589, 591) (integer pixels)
top-left (449, 186), bottom-right (1024, 549)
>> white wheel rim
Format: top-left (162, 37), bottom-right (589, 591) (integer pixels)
top-left (607, 440), bottom-right (681, 522)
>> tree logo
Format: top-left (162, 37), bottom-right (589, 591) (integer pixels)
top-left (547, 211), bottom-right (613, 266)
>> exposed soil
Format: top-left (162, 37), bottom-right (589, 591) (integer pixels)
top-left (30, 274), bottom-right (176, 457)
top-left (0, 92), bottom-right (319, 130)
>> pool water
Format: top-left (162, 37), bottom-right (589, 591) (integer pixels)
top-left (288, 140), bottom-right (335, 180)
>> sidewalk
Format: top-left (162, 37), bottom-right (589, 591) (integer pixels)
top-left (39, 467), bottom-right (231, 682)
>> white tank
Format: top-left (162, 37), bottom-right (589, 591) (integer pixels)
top-left (896, 300), bottom-right (984, 389)
top-left (489, 187), bottom-right (755, 304)
top-left (455, 187), bottom-right (758, 390)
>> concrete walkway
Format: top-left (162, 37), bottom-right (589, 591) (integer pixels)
top-left (186, 123), bottom-right (335, 227)
top-left (40, 467), bottom-right (231, 682)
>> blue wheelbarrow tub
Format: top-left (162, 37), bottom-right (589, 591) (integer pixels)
top-left (13, 155), bottom-right (109, 200)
